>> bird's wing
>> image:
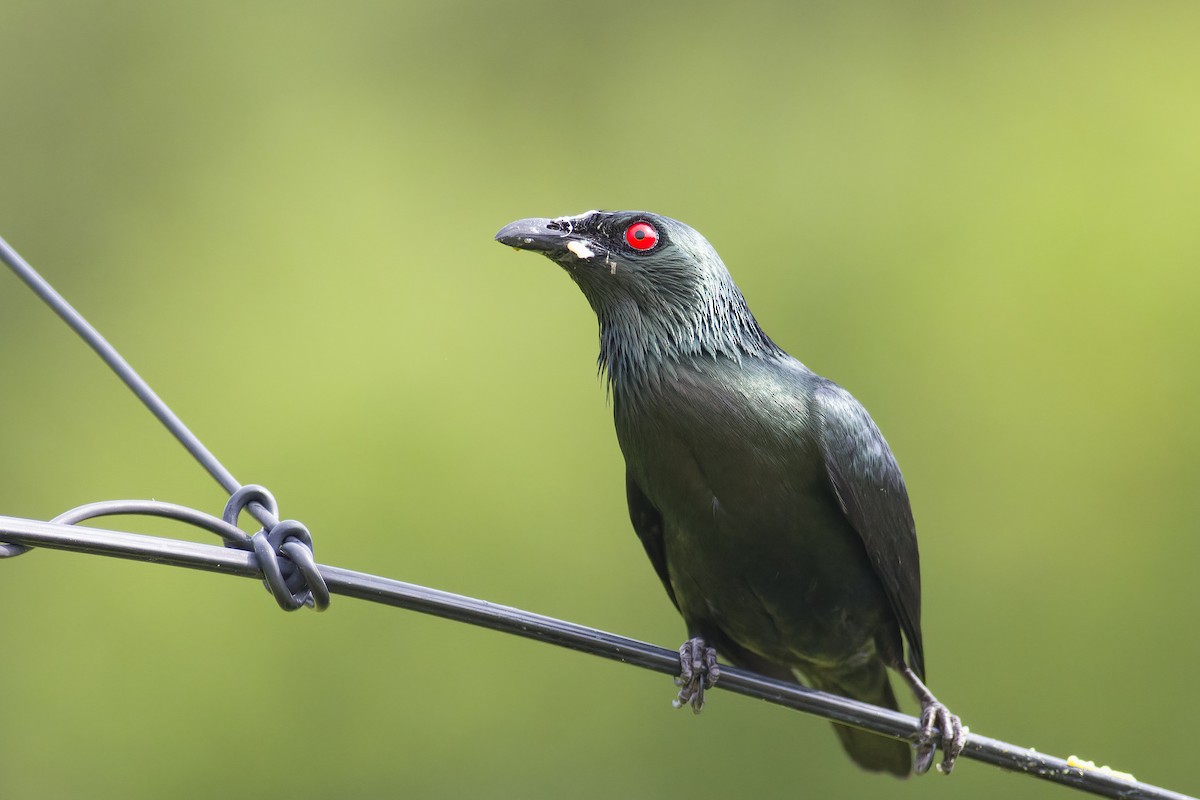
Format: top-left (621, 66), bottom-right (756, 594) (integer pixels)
top-left (814, 380), bottom-right (925, 679)
top-left (625, 471), bottom-right (680, 611)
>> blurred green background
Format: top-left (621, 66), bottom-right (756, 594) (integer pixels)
top-left (2, 2), bottom-right (1198, 798)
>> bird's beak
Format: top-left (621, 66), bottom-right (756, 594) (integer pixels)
top-left (494, 218), bottom-right (571, 253)
top-left (497, 214), bottom-right (608, 266)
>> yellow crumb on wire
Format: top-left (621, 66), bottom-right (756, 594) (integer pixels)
top-left (1066, 755), bottom-right (1136, 783)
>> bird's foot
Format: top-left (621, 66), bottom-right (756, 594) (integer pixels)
top-left (914, 698), bottom-right (967, 775)
top-left (672, 637), bottom-right (719, 713)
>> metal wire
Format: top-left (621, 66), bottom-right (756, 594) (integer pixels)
top-left (0, 233), bottom-right (278, 532)
top-left (0, 512), bottom-right (1190, 800)
top-left (2, 233), bottom-right (1194, 799)
top-left (0, 233), bottom-right (325, 606)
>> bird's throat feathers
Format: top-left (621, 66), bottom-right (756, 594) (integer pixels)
top-left (594, 276), bottom-right (781, 403)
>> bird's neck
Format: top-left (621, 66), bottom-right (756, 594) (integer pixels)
top-left (596, 292), bottom-right (781, 403)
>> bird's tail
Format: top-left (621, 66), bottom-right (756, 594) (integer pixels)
top-left (806, 663), bottom-right (912, 777)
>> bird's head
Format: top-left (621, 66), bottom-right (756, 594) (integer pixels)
top-left (495, 210), bottom-right (778, 388)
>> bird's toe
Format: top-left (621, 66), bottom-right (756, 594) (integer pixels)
top-left (915, 700), bottom-right (966, 775)
top-left (672, 637), bottom-right (720, 713)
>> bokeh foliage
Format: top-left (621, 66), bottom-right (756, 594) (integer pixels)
top-left (2, 2), bottom-right (1198, 798)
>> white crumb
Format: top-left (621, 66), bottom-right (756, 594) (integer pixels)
top-left (566, 240), bottom-right (595, 260)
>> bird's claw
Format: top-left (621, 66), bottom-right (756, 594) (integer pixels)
top-left (672, 637), bottom-right (719, 713)
top-left (914, 699), bottom-right (967, 775)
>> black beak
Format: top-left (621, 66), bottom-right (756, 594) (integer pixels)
top-left (495, 218), bottom-right (570, 253)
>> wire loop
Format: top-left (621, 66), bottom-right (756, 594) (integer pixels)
top-left (222, 485), bottom-right (280, 530)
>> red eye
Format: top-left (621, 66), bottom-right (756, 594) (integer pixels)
top-left (625, 221), bottom-right (659, 251)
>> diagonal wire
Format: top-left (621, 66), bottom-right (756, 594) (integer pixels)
top-left (0, 234), bottom-right (276, 530)
top-left (0, 511), bottom-right (1192, 800)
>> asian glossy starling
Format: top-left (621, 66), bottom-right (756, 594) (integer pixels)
top-left (495, 210), bottom-right (965, 776)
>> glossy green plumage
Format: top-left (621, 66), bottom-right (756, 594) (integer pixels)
top-left (497, 210), bottom-right (926, 775)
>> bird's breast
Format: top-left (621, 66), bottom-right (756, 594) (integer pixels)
top-left (614, 357), bottom-right (893, 667)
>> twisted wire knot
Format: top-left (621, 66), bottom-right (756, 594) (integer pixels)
top-left (223, 485), bottom-right (329, 611)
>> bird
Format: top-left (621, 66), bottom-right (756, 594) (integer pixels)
top-left (494, 210), bottom-right (966, 776)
